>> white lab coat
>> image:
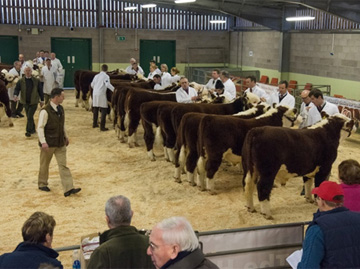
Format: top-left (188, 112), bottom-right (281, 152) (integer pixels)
top-left (205, 78), bottom-right (220, 90)
top-left (51, 58), bottom-right (63, 72)
top-left (176, 87), bottom-right (197, 103)
top-left (7, 68), bottom-right (21, 100)
top-left (321, 101), bottom-right (339, 116)
top-left (125, 65), bottom-right (144, 75)
top-left (41, 65), bottom-right (57, 95)
top-left (223, 79), bottom-right (236, 100)
top-left (245, 85), bottom-right (270, 104)
top-left (299, 102), bottom-right (321, 128)
top-left (147, 72), bottom-right (156, 80)
top-left (170, 74), bottom-right (181, 84)
top-left (154, 84), bottom-right (164, 91)
top-left (161, 72), bottom-right (172, 88)
top-left (271, 91), bottom-right (295, 108)
top-left (91, 71), bottom-right (115, 108)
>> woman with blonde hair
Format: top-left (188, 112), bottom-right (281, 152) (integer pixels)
top-left (170, 67), bottom-right (181, 83)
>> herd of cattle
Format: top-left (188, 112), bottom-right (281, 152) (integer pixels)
top-left (74, 70), bottom-right (356, 219)
top-left (0, 67), bottom-right (356, 219)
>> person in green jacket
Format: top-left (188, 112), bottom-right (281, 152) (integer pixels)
top-left (87, 195), bottom-right (154, 269)
top-left (14, 66), bottom-right (44, 137)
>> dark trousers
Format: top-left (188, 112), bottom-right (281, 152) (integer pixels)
top-left (10, 100), bottom-right (24, 116)
top-left (24, 103), bottom-right (38, 134)
top-left (93, 107), bottom-right (107, 129)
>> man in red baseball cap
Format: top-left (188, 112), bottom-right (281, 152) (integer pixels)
top-left (298, 181), bottom-right (360, 268)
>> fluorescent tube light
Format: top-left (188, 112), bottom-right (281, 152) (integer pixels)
top-left (286, 16), bottom-right (315, 22)
top-left (124, 6), bottom-right (137, 11)
top-left (210, 20), bottom-right (226, 24)
top-left (175, 0), bottom-right (196, 3)
top-left (141, 4), bottom-right (157, 8)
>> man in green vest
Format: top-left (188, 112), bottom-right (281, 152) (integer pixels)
top-left (37, 88), bottom-right (81, 197)
top-left (14, 66), bottom-right (44, 137)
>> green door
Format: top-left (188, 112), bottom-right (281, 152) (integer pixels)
top-left (51, 38), bottom-right (92, 88)
top-left (0, 36), bottom-right (19, 64)
top-left (140, 40), bottom-right (176, 76)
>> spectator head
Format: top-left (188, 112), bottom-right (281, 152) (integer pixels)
top-left (24, 66), bottom-right (33, 78)
top-left (18, 54), bottom-right (24, 62)
top-left (132, 62), bottom-right (139, 69)
top-left (211, 69), bottom-right (220, 79)
top-left (44, 51), bottom-right (50, 58)
top-left (39, 50), bottom-right (45, 57)
top-left (312, 181), bottom-right (344, 210)
top-left (171, 67), bottom-right (180, 75)
top-left (161, 64), bottom-right (168, 73)
top-left (50, 88), bottom-right (65, 105)
top-left (130, 58), bottom-right (136, 65)
top-left (45, 58), bottom-right (51, 67)
top-left (179, 77), bottom-right (189, 89)
top-left (245, 75), bottom-right (257, 88)
top-left (35, 51), bottom-right (40, 58)
top-left (301, 90), bottom-right (311, 105)
top-left (153, 74), bottom-right (161, 84)
top-left (338, 159), bottom-right (360, 185)
top-left (309, 88), bottom-right (324, 107)
top-left (105, 195), bottom-right (133, 228)
top-left (147, 217), bottom-right (199, 269)
top-left (214, 80), bottom-right (225, 95)
top-left (150, 60), bottom-right (156, 66)
top-left (278, 80), bottom-right (288, 95)
top-left (101, 64), bottom-right (108, 72)
top-left (50, 53), bottom-right (56, 60)
top-left (14, 61), bottom-right (21, 70)
top-left (219, 70), bottom-right (230, 82)
top-left (22, 212), bottom-right (56, 247)
top-left (150, 65), bottom-right (156, 72)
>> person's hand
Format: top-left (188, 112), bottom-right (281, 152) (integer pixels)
top-left (40, 101), bottom-right (44, 107)
top-left (191, 96), bottom-right (198, 101)
top-left (41, 143), bottom-right (49, 151)
top-left (13, 96), bottom-right (18, 102)
top-left (65, 137), bottom-right (69, 146)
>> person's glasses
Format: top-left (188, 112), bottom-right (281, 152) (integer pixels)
top-left (149, 242), bottom-right (162, 251)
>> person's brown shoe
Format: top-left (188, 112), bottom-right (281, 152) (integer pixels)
top-left (64, 188), bottom-right (81, 197)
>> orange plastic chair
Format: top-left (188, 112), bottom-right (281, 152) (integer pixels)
top-left (334, 94), bottom-right (344, 98)
top-left (304, 83), bottom-right (313, 90)
top-left (270, 78), bottom-right (278, 86)
top-left (259, 75), bottom-right (269, 84)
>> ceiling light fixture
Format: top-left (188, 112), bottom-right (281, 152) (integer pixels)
top-left (210, 20), bottom-right (226, 24)
top-left (286, 16), bottom-right (315, 22)
top-left (175, 0), bottom-right (196, 3)
top-left (124, 6), bottom-right (137, 11)
top-left (141, 4), bottom-right (157, 8)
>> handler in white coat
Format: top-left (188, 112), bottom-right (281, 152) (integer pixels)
top-left (299, 89), bottom-right (321, 128)
top-left (90, 64), bottom-right (114, 131)
top-left (41, 58), bottom-right (57, 104)
top-left (271, 80), bottom-right (295, 108)
top-left (176, 77), bottom-right (198, 103)
top-left (8, 61), bottom-right (24, 117)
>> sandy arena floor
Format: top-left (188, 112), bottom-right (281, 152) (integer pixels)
top-left (1, 89), bottom-right (359, 267)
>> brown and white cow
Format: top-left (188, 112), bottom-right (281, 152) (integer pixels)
top-left (0, 79), bottom-right (14, 127)
top-left (174, 103), bottom-right (271, 186)
top-left (242, 113), bottom-right (355, 219)
top-left (124, 88), bottom-right (177, 147)
top-left (196, 105), bottom-right (300, 194)
top-left (154, 92), bottom-right (260, 163)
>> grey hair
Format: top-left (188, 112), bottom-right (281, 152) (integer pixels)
top-left (156, 216), bottom-right (199, 251)
top-left (105, 195), bottom-right (132, 227)
top-left (161, 64), bottom-right (168, 72)
top-left (220, 70), bottom-right (230, 78)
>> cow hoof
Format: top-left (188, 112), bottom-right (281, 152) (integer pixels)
top-left (165, 158), bottom-right (171, 162)
top-left (263, 214), bottom-right (274, 220)
top-left (135, 143), bottom-right (140, 147)
top-left (119, 138), bottom-right (125, 143)
top-left (9, 123), bottom-right (14, 127)
top-left (150, 158), bottom-right (156, 162)
top-left (75, 104), bottom-right (79, 107)
top-left (128, 144), bottom-right (134, 148)
top-left (246, 206), bottom-right (256, 213)
top-left (305, 197), bottom-right (315, 203)
top-left (209, 190), bottom-right (217, 195)
top-left (174, 178), bottom-right (181, 183)
top-left (281, 183), bottom-right (286, 187)
top-left (189, 182), bottom-right (196, 187)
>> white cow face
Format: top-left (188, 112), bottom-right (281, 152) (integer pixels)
top-left (281, 106), bottom-right (301, 128)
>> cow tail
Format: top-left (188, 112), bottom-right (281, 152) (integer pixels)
top-left (242, 128), bottom-right (257, 188)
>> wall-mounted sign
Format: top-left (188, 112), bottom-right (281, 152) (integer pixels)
top-left (116, 36), bottom-right (126, 41)
top-left (249, 51), bottom-right (253, 57)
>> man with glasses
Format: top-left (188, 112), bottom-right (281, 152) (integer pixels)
top-left (147, 216), bottom-right (218, 269)
top-left (298, 181), bottom-right (360, 268)
top-left (88, 195), bottom-right (153, 269)
top-left (299, 89), bottom-right (321, 129)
